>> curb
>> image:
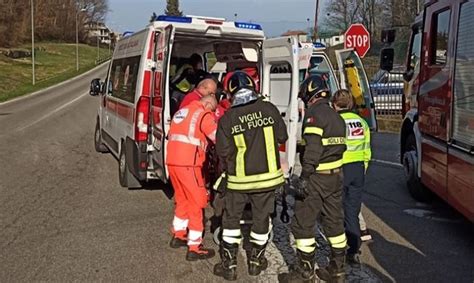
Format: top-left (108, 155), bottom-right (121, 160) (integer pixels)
top-left (0, 61), bottom-right (109, 106)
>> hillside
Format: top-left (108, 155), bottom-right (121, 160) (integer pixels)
top-left (0, 43), bottom-right (110, 102)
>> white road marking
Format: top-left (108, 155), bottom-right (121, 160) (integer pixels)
top-left (16, 92), bottom-right (88, 132)
top-left (371, 159), bottom-right (403, 168)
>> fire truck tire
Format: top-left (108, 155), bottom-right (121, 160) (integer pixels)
top-left (403, 135), bottom-right (432, 202)
top-left (119, 143), bottom-right (141, 189)
top-left (94, 118), bottom-right (109, 153)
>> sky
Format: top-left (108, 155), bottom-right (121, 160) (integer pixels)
top-left (107, 0), bottom-right (328, 37)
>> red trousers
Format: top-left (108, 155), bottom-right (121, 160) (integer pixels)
top-left (168, 166), bottom-right (208, 245)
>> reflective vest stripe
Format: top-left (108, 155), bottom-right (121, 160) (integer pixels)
top-left (189, 109), bottom-right (203, 137)
top-left (228, 169), bottom-right (283, 183)
top-left (168, 109), bottom-right (206, 149)
top-left (316, 159), bottom-right (343, 171)
top-left (234, 134), bottom-right (247, 177)
top-left (168, 134), bottom-right (203, 147)
top-left (263, 126), bottom-right (278, 173)
top-left (321, 137), bottom-right (346, 146)
top-left (304, 126), bottom-right (324, 136)
top-left (227, 174), bottom-right (284, 190)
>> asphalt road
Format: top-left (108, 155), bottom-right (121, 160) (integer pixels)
top-left (0, 69), bottom-right (473, 282)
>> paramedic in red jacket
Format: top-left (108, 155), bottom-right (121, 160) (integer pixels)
top-left (166, 95), bottom-right (218, 261)
top-left (179, 78), bottom-right (217, 109)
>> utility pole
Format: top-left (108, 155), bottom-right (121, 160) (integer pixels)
top-left (31, 0), bottom-right (35, 85)
top-left (313, 0), bottom-right (320, 42)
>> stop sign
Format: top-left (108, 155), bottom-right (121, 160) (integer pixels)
top-left (344, 24), bottom-right (371, 58)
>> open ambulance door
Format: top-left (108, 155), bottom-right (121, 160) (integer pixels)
top-left (262, 36), bottom-right (300, 178)
top-left (151, 24), bottom-right (175, 182)
top-left (335, 49), bottom-right (377, 130)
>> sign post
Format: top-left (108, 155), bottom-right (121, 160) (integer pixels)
top-left (344, 24), bottom-right (371, 58)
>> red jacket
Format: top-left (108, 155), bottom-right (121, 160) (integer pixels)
top-left (214, 99), bottom-right (231, 121)
top-left (179, 89), bottom-right (203, 110)
top-left (166, 100), bottom-right (217, 167)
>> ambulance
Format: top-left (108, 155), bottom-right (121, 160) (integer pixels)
top-left (90, 15), bottom-right (376, 188)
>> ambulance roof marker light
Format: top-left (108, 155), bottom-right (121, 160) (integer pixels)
top-left (155, 15), bottom-right (192, 23)
top-left (234, 22), bottom-right (262, 30)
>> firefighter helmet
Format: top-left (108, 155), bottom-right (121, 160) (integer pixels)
top-left (225, 71), bottom-right (256, 95)
top-left (299, 75), bottom-right (330, 104)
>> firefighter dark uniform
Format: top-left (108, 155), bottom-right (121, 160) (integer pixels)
top-left (280, 75), bottom-right (347, 283)
top-left (214, 72), bottom-right (288, 281)
top-left (332, 89), bottom-right (372, 265)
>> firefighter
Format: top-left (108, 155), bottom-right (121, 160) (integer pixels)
top-left (213, 71), bottom-right (288, 281)
top-left (166, 95), bottom-right (218, 261)
top-left (280, 75), bottom-right (347, 283)
top-left (331, 89), bottom-right (371, 265)
top-left (170, 54), bottom-right (204, 116)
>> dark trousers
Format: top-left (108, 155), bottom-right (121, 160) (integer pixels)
top-left (342, 162), bottom-right (365, 255)
top-left (222, 190), bottom-right (275, 235)
top-left (292, 172), bottom-right (345, 240)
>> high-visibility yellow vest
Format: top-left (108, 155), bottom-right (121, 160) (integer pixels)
top-left (340, 111), bottom-right (371, 168)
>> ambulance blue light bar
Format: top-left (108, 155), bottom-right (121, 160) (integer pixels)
top-left (313, 42), bottom-right (326, 49)
top-left (234, 22), bottom-right (262, 30)
top-left (156, 15), bottom-right (192, 23)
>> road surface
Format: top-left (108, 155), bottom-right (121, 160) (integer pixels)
top-left (0, 68), bottom-right (473, 282)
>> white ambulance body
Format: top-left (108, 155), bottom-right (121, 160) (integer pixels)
top-left (91, 15), bottom-right (304, 188)
top-left (91, 15), bottom-right (376, 188)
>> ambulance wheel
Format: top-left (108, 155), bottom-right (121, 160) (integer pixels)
top-left (94, 118), bottom-right (109, 153)
top-left (403, 134), bottom-right (432, 202)
top-left (119, 143), bottom-right (141, 189)
top-left (213, 226), bottom-right (222, 245)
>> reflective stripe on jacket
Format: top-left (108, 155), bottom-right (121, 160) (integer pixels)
top-left (216, 98), bottom-right (288, 192)
top-left (301, 99), bottom-right (347, 174)
top-left (340, 111), bottom-right (371, 167)
top-left (166, 100), bottom-right (217, 167)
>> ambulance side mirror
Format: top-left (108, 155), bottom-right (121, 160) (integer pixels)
top-left (89, 78), bottom-right (101, 96)
top-left (380, 48), bottom-right (394, 72)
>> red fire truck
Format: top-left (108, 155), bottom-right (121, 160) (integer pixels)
top-left (382, 0), bottom-right (473, 221)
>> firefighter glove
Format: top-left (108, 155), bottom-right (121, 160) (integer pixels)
top-left (213, 173), bottom-right (227, 195)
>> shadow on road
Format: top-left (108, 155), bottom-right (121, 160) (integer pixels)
top-left (362, 164), bottom-right (474, 282)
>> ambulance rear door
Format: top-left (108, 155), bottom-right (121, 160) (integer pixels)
top-left (335, 49), bottom-right (377, 130)
top-left (151, 24), bottom-right (175, 182)
top-left (262, 36), bottom-right (300, 177)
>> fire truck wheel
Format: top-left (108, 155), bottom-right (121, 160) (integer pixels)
top-left (94, 118), bottom-right (109, 153)
top-left (403, 135), bottom-right (432, 202)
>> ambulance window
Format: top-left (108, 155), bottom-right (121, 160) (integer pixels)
top-left (109, 55), bottom-right (141, 103)
top-left (452, 1), bottom-right (474, 148)
top-left (269, 62), bottom-right (293, 112)
top-left (430, 9), bottom-right (451, 65)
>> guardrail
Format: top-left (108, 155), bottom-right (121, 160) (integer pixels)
top-left (95, 56), bottom-right (111, 65)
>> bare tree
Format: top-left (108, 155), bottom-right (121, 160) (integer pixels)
top-left (326, 0), bottom-right (362, 32)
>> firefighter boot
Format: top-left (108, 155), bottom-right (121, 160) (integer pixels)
top-left (186, 244), bottom-right (216, 261)
top-left (214, 242), bottom-right (239, 281)
top-left (278, 250), bottom-right (316, 283)
top-left (315, 248), bottom-right (346, 283)
top-left (248, 243), bottom-right (268, 276)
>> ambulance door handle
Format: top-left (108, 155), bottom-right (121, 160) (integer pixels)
top-left (281, 112), bottom-right (286, 117)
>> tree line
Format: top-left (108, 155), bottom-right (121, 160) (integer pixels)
top-left (0, 0), bottom-right (108, 48)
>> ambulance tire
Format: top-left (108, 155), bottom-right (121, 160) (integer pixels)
top-left (94, 118), bottom-right (109, 153)
top-left (403, 134), bottom-right (432, 202)
top-left (118, 143), bottom-right (142, 189)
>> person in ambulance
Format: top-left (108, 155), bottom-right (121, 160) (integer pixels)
top-left (166, 95), bottom-right (218, 261)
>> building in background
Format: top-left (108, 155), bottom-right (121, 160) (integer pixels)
top-left (281, 30), bottom-right (310, 43)
top-left (84, 21), bottom-right (112, 44)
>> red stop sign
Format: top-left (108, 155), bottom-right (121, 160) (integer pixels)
top-left (344, 24), bottom-right (371, 58)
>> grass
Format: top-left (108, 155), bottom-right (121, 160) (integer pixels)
top-left (0, 42), bottom-right (111, 102)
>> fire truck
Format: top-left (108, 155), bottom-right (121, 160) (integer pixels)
top-left (381, 0), bottom-right (473, 221)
